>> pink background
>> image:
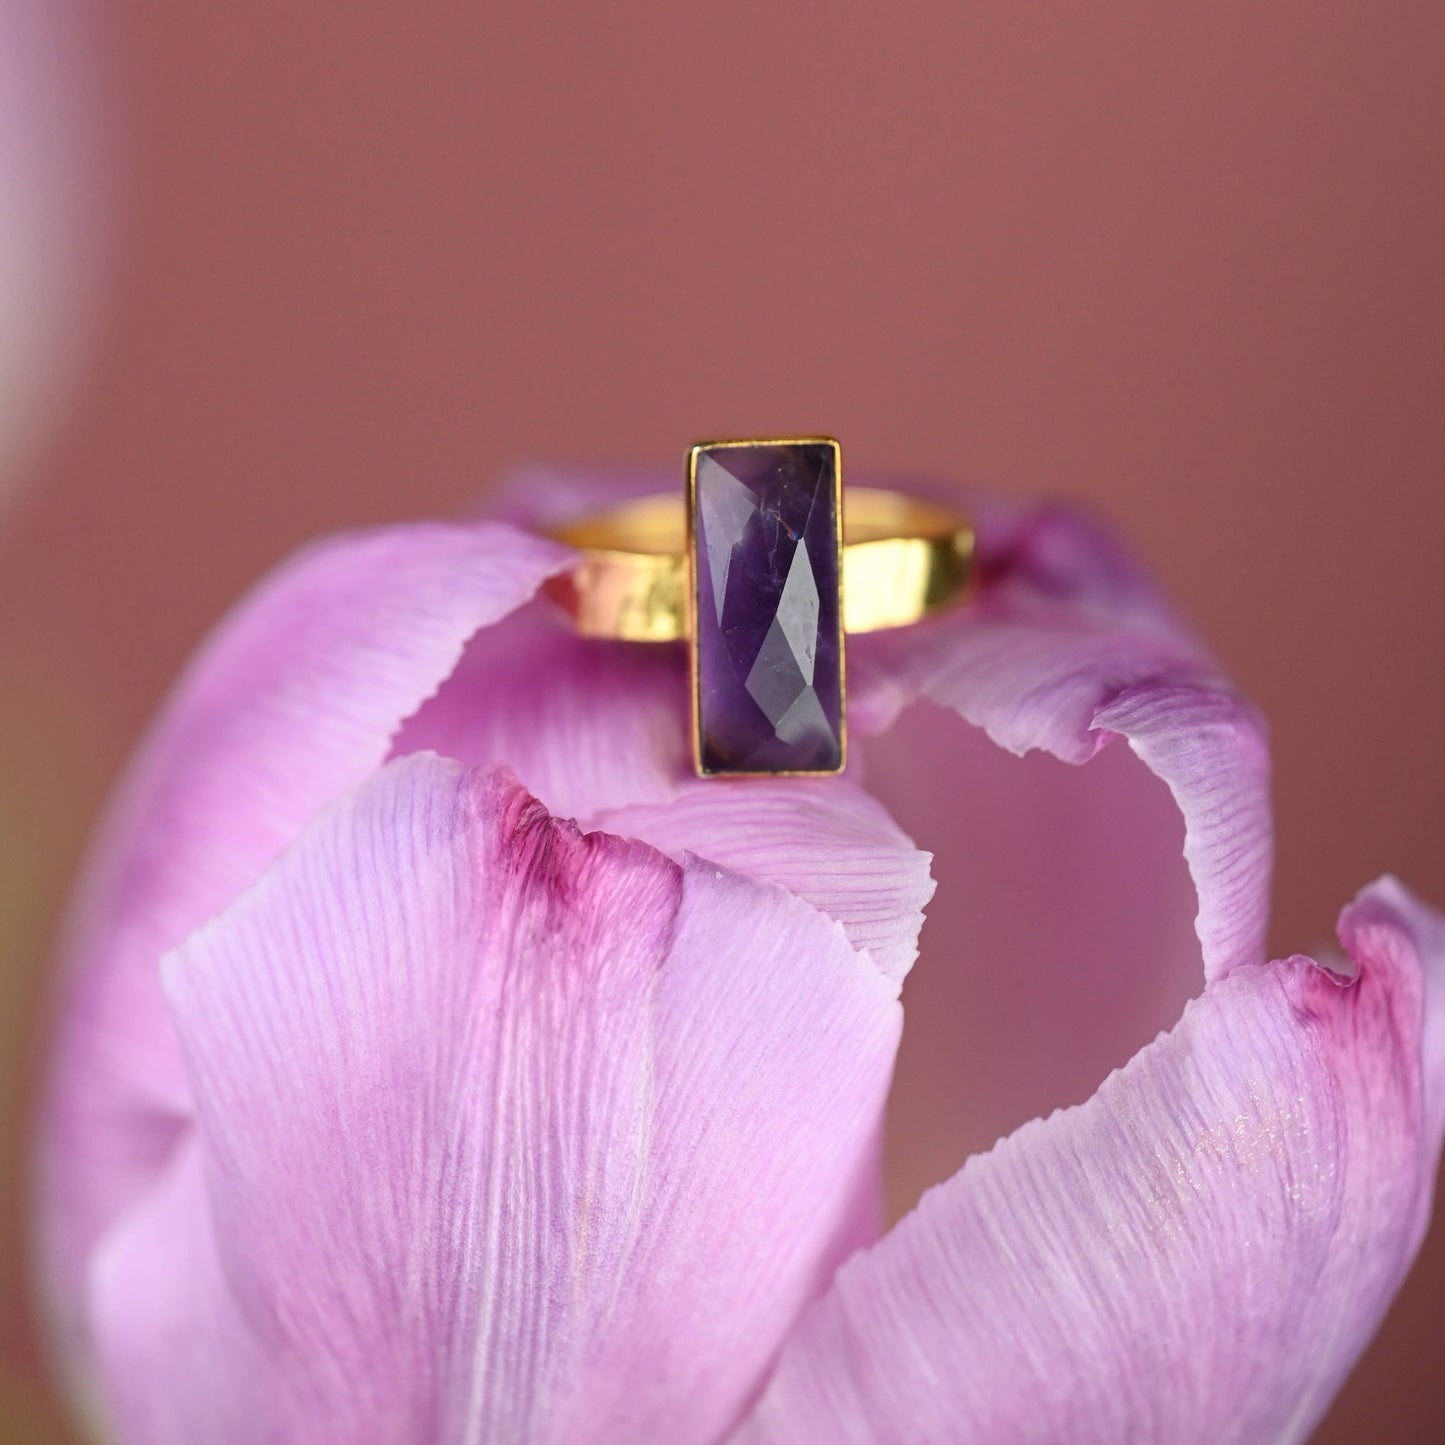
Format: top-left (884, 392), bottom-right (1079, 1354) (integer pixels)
top-left (2, 3), bottom-right (1442, 1439)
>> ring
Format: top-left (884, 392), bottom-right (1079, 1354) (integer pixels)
top-left (544, 438), bottom-right (974, 778)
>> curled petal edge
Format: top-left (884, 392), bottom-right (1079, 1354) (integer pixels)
top-left (850, 502), bottom-right (1273, 983)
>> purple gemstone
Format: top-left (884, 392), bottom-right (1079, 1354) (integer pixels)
top-left (691, 441), bottom-right (843, 775)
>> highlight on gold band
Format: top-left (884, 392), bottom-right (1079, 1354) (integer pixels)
top-left (544, 484), bottom-right (974, 643)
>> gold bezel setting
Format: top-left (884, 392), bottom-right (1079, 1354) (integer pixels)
top-left (686, 437), bottom-right (846, 780)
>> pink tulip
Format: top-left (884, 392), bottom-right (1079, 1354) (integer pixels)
top-left (35, 470), bottom-right (1445, 1443)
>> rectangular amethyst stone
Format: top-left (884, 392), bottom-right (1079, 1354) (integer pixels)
top-left (689, 440), bottom-right (844, 775)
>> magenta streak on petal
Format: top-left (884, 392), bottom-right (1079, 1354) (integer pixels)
top-left (38, 522), bottom-right (572, 1367)
top-left (92, 757), bottom-right (902, 1445)
top-left (732, 879), bottom-right (1445, 1445)
top-left (595, 778), bottom-right (933, 989)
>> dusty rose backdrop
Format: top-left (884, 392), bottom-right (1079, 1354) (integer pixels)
top-left (2, 3), bottom-right (1443, 1440)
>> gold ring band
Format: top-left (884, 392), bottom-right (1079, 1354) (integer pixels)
top-left (544, 486), bottom-right (975, 642)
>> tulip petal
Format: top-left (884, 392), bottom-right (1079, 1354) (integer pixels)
top-left (850, 502), bottom-right (1272, 985)
top-left (40, 522), bottom-right (570, 1351)
top-left (97, 755), bottom-right (900, 1444)
top-left (733, 879), bottom-right (1445, 1445)
top-left (594, 780), bottom-right (934, 987)
top-left (391, 602), bottom-right (693, 819)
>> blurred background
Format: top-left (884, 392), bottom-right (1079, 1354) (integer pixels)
top-left (1, 2), bottom-right (1442, 1440)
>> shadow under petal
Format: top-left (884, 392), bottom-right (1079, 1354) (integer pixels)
top-left (866, 699), bottom-right (1200, 1219)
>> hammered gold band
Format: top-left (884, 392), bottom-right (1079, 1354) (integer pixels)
top-left (544, 487), bottom-right (975, 642)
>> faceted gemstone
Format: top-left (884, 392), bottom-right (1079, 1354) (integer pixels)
top-left (691, 441), bottom-right (843, 774)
